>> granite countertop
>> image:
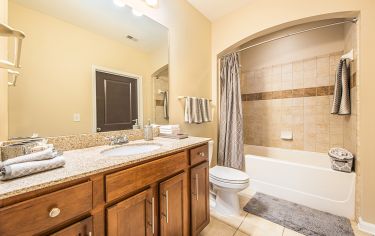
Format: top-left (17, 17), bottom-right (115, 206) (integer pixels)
top-left (0, 136), bottom-right (211, 200)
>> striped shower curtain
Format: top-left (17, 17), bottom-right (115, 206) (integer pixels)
top-left (218, 53), bottom-right (244, 170)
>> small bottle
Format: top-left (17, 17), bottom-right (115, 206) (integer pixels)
top-left (144, 120), bottom-right (153, 141)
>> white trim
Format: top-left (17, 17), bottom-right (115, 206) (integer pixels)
top-left (358, 217), bottom-right (375, 235)
top-left (91, 65), bottom-right (143, 133)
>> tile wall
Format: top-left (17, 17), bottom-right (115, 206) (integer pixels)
top-left (241, 51), bottom-right (357, 153)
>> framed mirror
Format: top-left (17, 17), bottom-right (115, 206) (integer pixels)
top-left (7, 0), bottom-right (169, 139)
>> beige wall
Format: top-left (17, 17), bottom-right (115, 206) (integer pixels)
top-left (6, 0), bottom-right (213, 141)
top-left (212, 0), bottom-right (375, 224)
top-left (125, 0), bottom-right (214, 140)
top-left (0, 0), bottom-right (8, 140)
top-left (8, 2), bottom-right (154, 137)
top-left (150, 41), bottom-right (169, 75)
top-left (240, 22), bottom-right (345, 70)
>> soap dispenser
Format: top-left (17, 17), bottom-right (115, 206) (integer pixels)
top-left (132, 119), bottom-right (140, 130)
top-left (144, 120), bottom-right (153, 141)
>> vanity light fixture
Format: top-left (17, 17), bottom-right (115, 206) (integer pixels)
top-left (145, 0), bottom-right (158, 7)
top-left (113, 0), bottom-right (126, 7)
top-left (132, 8), bottom-right (143, 16)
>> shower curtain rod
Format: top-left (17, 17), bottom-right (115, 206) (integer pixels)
top-left (220, 18), bottom-right (357, 58)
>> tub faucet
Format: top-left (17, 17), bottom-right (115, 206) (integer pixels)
top-left (106, 135), bottom-right (129, 145)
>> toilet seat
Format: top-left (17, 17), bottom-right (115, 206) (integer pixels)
top-left (209, 166), bottom-right (249, 184)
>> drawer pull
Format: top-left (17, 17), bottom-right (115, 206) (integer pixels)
top-left (151, 197), bottom-right (155, 234)
top-left (49, 207), bottom-right (61, 218)
top-left (195, 173), bottom-right (199, 201)
top-left (162, 191), bottom-right (169, 224)
top-left (198, 152), bottom-right (205, 157)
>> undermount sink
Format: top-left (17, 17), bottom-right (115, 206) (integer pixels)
top-left (102, 143), bottom-right (162, 157)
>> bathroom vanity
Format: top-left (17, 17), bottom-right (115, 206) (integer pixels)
top-left (0, 137), bottom-right (210, 236)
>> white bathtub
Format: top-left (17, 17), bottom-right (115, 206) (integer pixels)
top-left (244, 145), bottom-right (356, 219)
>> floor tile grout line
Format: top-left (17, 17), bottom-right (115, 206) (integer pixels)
top-left (233, 212), bottom-right (249, 235)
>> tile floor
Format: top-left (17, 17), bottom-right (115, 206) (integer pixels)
top-left (200, 193), bottom-right (371, 236)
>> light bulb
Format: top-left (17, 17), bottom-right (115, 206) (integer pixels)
top-left (132, 8), bottom-right (143, 16)
top-left (113, 0), bottom-right (126, 7)
top-left (145, 0), bottom-right (158, 7)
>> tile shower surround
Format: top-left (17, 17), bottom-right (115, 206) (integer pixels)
top-left (241, 52), bottom-right (357, 153)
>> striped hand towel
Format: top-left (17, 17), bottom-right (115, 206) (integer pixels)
top-left (184, 97), bottom-right (211, 124)
top-left (331, 59), bottom-right (351, 115)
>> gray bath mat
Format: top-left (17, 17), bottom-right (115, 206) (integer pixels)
top-left (243, 193), bottom-right (354, 236)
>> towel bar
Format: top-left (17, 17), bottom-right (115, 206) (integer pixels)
top-left (177, 96), bottom-right (212, 102)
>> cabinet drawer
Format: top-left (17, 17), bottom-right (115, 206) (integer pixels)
top-left (190, 144), bottom-right (209, 166)
top-left (106, 151), bottom-right (188, 202)
top-left (0, 181), bottom-right (92, 236)
top-left (50, 216), bottom-right (93, 236)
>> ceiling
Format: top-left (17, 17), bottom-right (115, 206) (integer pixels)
top-left (187, 0), bottom-right (253, 21)
top-left (12, 0), bottom-right (168, 53)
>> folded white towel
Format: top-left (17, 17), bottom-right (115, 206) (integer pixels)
top-left (160, 130), bottom-right (179, 135)
top-left (0, 155), bottom-right (65, 180)
top-left (0, 148), bottom-right (58, 168)
top-left (159, 125), bottom-right (180, 130)
top-left (26, 143), bottom-right (54, 154)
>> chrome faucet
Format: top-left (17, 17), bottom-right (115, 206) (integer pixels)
top-left (106, 135), bottom-right (129, 145)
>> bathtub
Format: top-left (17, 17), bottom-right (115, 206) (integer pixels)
top-left (244, 145), bottom-right (356, 219)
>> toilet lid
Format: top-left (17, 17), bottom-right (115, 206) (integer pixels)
top-left (209, 166), bottom-right (249, 184)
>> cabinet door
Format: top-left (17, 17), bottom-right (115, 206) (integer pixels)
top-left (191, 162), bottom-right (210, 235)
top-left (107, 188), bottom-right (155, 236)
top-left (50, 217), bottom-right (93, 236)
top-left (159, 172), bottom-right (188, 236)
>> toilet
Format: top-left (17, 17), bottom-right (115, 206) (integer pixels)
top-left (208, 140), bottom-right (249, 216)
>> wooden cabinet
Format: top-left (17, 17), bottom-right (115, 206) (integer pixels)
top-left (107, 188), bottom-right (155, 236)
top-left (190, 144), bottom-right (209, 166)
top-left (106, 152), bottom-right (188, 202)
top-left (0, 181), bottom-right (92, 236)
top-left (191, 162), bottom-right (210, 236)
top-left (50, 217), bottom-right (93, 236)
top-left (0, 143), bottom-right (210, 236)
top-left (159, 172), bottom-right (189, 236)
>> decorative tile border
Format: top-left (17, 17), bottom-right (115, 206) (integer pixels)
top-left (155, 100), bottom-right (164, 106)
top-left (242, 77), bottom-right (356, 102)
top-left (241, 85), bottom-right (334, 101)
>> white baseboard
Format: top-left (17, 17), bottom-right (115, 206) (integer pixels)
top-left (358, 217), bottom-right (375, 235)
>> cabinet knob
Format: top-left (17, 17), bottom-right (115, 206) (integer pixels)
top-left (96, 127), bottom-right (102, 132)
top-left (49, 207), bottom-right (61, 218)
top-left (198, 152), bottom-right (205, 157)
